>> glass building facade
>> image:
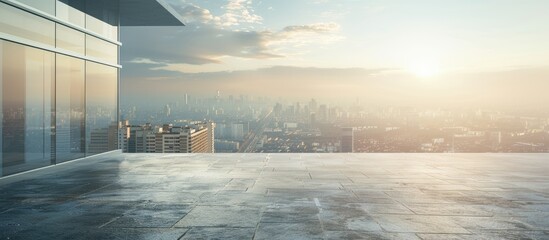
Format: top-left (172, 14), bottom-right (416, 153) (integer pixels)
top-left (0, 0), bottom-right (183, 176)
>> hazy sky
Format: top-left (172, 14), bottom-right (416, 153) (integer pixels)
top-left (121, 0), bottom-right (549, 107)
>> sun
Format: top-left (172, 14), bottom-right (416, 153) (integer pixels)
top-left (409, 60), bottom-right (440, 78)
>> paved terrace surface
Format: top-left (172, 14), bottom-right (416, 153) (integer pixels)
top-left (1, 153), bottom-right (549, 240)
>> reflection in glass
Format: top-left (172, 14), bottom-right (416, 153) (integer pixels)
top-left (1, 41), bottom-right (54, 176)
top-left (56, 23), bottom-right (85, 55)
top-left (0, 42), bottom-right (2, 175)
top-left (86, 35), bottom-right (117, 64)
top-left (86, 15), bottom-right (118, 41)
top-left (56, 54), bottom-right (85, 162)
top-left (86, 62), bottom-right (118, 154)
top-left (17, 0), bottom-right (56, 15)
top-left (0, 2), bottom-right (55, 46)
top-left (56, 1), bottom-right (85, 28)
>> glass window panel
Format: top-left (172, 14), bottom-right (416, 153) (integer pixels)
top-left (0, 42), bottom-right (3, 176)
top-left (56, 1), bottom-right (85, 28)
top-left (1, 41), bottom-right (54, 176)
top-left (110, 26), bottom-right (119, 42)
top-left (17, 0), bottom-right (55, 15)
top-left (56, 54), bottom-right (85, 163)
top-left (85, 35), bottom-right (117, 64)
top-left (85, 14), bottom-right (118, 41)
top-left (56, 23), bottom-right (85, 55)
top-left (0, 2), bottom-right (55, 46)
top-left (86, 62), bottom-right (118, 155)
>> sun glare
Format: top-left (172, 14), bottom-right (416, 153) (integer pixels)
top-left (409, 60), bottom-right (440, 78)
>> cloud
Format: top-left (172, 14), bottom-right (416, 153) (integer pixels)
top-left (177, 4), bottom-right (216, 24)
top-left (221, 0), bottom-right (263, 26)
top-left (171, 0), bottom-right (261, 28)
top-left (121, 0), bottom-right (341, 77)
top-left (282, 22), bottom-right (340, 34)
top-left (121, 26), bottom-right (280, 72)
top-left (254, 22), bottom-right (343, 54)
top-left (129, 58), bottom-right (163, 64)
top-left (122, 1), bottom-right (342, 75)
top-left (273, 22), bottom-right (342, 46)
top-left (122, 22), bottom-right (341, 73)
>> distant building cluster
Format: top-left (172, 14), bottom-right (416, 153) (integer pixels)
top-left (120, 93), bottom-right (549, 154)
top-left (120, 121), bottom-right (215, 153)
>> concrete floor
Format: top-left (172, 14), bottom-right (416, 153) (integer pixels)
top-left (1, 152), bottom-right (549, 239)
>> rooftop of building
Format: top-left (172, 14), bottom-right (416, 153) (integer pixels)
top-left (1, 152), bottom-right (548, 239)
top-left (120, 0), bottom-right (184, 26)
top-left (51, 0), bottom-right (185, 26)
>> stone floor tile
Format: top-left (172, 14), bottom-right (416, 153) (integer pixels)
top-left (373, 214), bottom-right (471, 234)
top-left (318, 205), bottom-right (383, 231)
top-left (180, 227), bottom-right (255, 240)
top-left (106, 203), bottom-right (193, 228)
top-left (254, 222), bottom-right (324, 240)
top-left (174, 205), bottom-right (260, 228)
top-left (323, 231), bottom-right (420, 240)
top-left (1, 152), bottom-right (548, 238)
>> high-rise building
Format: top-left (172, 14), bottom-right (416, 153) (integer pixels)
top-left (156, 129), bottom-right (181, 153)
top-left (164, 104), bottom-right (171, 117)
top-left (118, 120), bottom-right (130, 149)
top-left (124, 123), bottom-right (156, 153)
top-left (124, 122), bottom-right (214, 153)
top-left (206, 122), bottom-right (215, 153)
top-left (341, 127), bottom-right (355, 153)
top-left (181, 126), bottom-right (208, 153)
top-left (88, 123), bottom-right (119, 154)
top-left (0, 0), bottom-right (184, 176)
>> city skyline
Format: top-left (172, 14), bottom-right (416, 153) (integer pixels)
top-left (120, 94), bottom-right (549, 154)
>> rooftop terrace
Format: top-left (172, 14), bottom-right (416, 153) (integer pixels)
top-left (1, 153), bottom-right (549, 239)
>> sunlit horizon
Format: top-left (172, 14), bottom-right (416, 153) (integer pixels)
top-left (120, 0), bottom-right (549, 112)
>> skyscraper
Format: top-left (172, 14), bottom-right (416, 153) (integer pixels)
top-left (341, 127), bottom-right (355, 153)
top-left (164, 104), bottom-right (171, 117)
top-left (0, 0), bottom-right (184, 177)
